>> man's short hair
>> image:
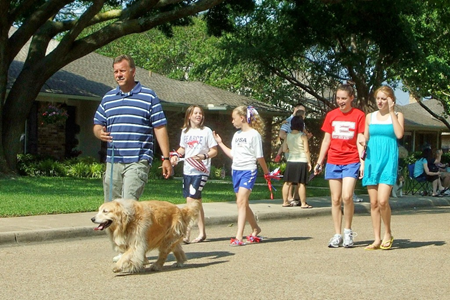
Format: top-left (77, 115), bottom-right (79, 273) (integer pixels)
top-left (295, 109), bottom-right (305, 117)
top-left (113, 55), bottom-right (136, 69)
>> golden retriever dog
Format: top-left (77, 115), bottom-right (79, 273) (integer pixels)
top-left (91, 199), bottom-right (200, 274)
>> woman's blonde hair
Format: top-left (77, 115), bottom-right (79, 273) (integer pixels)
top-left (233, 105), bottom-right (265, 138)
top-left (182, 105), bottom-right (205, 133)
top-left (374, 85), bottom-right (396, 103)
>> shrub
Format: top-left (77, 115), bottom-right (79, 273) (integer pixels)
top-left (441, 152), bottom-right (450, 165)
top-left (67, 162), bottom-right (91, 178)
top-left (90, 163), bottom-right (105, 179)
top-left (17, 154), bottom-right (102, 178)
top-left (36, 159), bottom-right (65, 177)
top-left (17, 154), bottom-right (40, 176)
top-left (210, 165), bottom-right (226, 179)
top-left (400, 151), bottom-right (422, 167)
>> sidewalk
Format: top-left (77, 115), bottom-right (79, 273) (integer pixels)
top-left (1, 194), bottom-right (449, 246)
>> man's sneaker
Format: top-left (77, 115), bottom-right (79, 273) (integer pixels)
top-left (343, 229), bottom-right (357, 248)
top-left (113, 253), bottom-right (123, 263)
top-left (328, 234), bottom-right (343, 248)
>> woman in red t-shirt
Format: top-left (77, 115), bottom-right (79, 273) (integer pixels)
top-left (315, 83), bottom-right (366, 248)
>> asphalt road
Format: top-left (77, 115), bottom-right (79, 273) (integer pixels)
top-left (1, 206), bottom-right (449, 300)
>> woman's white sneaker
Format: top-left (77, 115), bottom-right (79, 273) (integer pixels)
top-left (328, 234), bottom-right (343, 248)
top-left (343, 229), bottom-right (357, 248)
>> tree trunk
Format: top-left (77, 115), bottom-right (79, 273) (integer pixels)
top-left (0, 18), bottom-right (11, 174)
top-left (2, 62), bottom-right (50, 173)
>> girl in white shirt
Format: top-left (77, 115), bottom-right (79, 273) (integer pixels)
top-left (171, 105), bottom-right (218, 243)
top-left (213, 106), bottom-right (270, 246)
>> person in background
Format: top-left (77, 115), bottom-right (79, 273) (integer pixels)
top-left (414, 148), bottom-right (445, 197)
top-left (361, 85), bottom-right (404, 250)
top-left (93, 54), bottom-right (171, 203)
top-left (213, 106), bottom-right (270, 246)
top-left (276, 103), bottom-right (311, 204)
top-left (314, 82), bottom-right (365, 248)
top-left (433, 149), bottom-right (450, 192)
top-left (170, 105), bottom-right (218, 244)
top-left (275, 104), bottom-right (304, 162)
top-left (281, 116), bottom-right (312, 208)
top-left (93, 54), bottom-right (171, 263)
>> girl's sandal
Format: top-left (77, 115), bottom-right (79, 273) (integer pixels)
top-left (364, 243), bottom-right (381, 250)
top-left (230, 238), bottom-right (246, 246)
top-left (380, 237), bottom-right (394, 250)
top-left (246, 235), bottom-right (263, 243)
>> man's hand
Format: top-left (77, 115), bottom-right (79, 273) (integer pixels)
top-left (161, 160), bottom-right (172, 179)
top-left (93, 125), bottom-right (112, 142)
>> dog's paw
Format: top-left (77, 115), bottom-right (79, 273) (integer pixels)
top-left (149, 263), bottom-right (162, 272)
top-left (172, 262), bottom-right (185, 268)
top-left (112, 266), bottom-right (122, 273)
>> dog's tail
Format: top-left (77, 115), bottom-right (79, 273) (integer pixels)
top-left (181, 200), bottom-right (201, 227)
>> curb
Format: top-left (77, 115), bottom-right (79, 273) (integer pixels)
top-left (0, 227), bottom-right (105, 246)
top-left (204, 206), bottom-right (332, 226)
top-left (1, 197), bottom-right (449, 246)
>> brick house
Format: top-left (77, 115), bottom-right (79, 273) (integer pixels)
top-left (9, 37), bottom-right (284, 168)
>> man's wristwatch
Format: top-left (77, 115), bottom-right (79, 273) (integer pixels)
top-left (162, 157), bottom-right (170, 160)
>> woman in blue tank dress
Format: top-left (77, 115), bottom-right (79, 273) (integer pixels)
top-left (362, 86), bottom-right (404, 250)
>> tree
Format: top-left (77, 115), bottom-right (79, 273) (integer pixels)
top-left (216, 0), bottom-right (450, 132)
top-left (215, 0), bottom-right (424, 115)
top-left (398, 0), bottom-right (450, 129)
top-left (93, 0), bottom-right (450, 129)
top-left (1, 0), bottom-right (251, 174)
top-left (96, 17), bottom-right (222, 81)
top-left (97, 15), bottom-right (306, 117)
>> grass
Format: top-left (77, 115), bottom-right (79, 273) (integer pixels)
top-left (0, 175), bottom-right (366, 217)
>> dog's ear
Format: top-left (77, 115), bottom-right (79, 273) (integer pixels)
top-left (116, 199), bottom-right (136, 231)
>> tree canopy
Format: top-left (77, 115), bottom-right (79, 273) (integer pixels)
top-left (100, 0), bottom-right (450, 122)
top-left (173, 0), bottom-right (450, 121)
top-left (213, 0), bottom-right (423, 113)
top-left (1, 0), bottom-right (252, 174)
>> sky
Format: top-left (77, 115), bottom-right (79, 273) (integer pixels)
top-left (395, 87), bottom-right (410, 106)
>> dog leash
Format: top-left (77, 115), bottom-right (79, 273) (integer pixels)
top-left (109, 141), bottom-right (114, 202)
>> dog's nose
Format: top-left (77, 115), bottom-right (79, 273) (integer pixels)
top-left (91, 217), bottom-right (95, 223)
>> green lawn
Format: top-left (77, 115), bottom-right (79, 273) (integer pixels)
top-left (0, 175), bottom-right (366, 217)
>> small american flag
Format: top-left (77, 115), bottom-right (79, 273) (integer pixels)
top-left (183, 157), bottom-right (209, 173)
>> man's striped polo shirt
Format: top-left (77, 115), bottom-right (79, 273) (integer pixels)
top-left (94, 81), bottom-right (167, 164)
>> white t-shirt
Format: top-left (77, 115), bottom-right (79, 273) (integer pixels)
top-left (231, 128), bottom-right (264, 171)
top-left (180, 126), bottom-right (217, 175)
